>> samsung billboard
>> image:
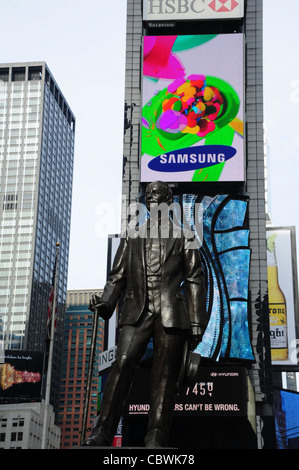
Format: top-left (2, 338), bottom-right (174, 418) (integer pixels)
top-left (141, 33), bottom-right (245, 183)
top-left (143, 0), bottom-right (245, 21)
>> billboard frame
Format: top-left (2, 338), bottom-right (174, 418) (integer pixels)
top-left (267, 226), bottom-right (299, 369)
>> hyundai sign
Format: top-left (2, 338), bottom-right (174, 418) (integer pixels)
top-left (143, 0), bottom-right (245, 21)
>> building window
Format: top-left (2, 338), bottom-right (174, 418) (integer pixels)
top-left (12, 417), bottom-right (24, 427)
top-left (3, 194), bottom-right (18, 211)
top-left (10, 432), bottom-right (23, 442)
top-left (0, 68), bottom-right (9, 82)
top-left (28, 66), bottom-right (42, 81)
top-left (12, 68), bottom-right (26, 82)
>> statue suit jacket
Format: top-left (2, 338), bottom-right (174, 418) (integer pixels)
top-left (101, 222), bottom-right (207, 332)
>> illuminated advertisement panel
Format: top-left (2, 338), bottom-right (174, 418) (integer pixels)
top-left (143, 0), bottom-right (245, 21)
top-left (273, 388), bottom-right (299, 449)
top-left (181, 194), bottom-right (253, 361)
top-left (123, 366), bottom-right (248, 417)
top-left (266, 227), bottom-right (299, 366)
top-left (0, 350), bottom-right (43, 400)
top-left (123, 194), bottom-right (254, 362)
top-left (141, 34), bottom-right (244, 182)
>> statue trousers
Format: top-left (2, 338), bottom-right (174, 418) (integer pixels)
top-left (93, 277), bottom-right (188, 446)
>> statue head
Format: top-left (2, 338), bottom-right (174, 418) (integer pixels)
top-left (145, 181), bottom-right (173, 211)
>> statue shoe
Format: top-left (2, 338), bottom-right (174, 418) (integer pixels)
top-left (145, 440), bottom-right (164, 448)
top-left (83, 434), bottom-right (111, 447)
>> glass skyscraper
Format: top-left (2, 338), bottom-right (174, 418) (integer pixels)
top-left (0, 62), bottom-right (75, 407)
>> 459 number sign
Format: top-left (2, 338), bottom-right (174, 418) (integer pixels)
top-left (185, 382), bottom-right (214, 397)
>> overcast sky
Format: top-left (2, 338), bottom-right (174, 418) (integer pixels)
top-left (0, 0), bottom-right (298, 290)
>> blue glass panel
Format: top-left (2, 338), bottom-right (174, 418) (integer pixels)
top-left (181, 195), bottom-right (253, 362)
top-left (219, 288), bottom-right (230, 358)
top-left (201, 195), bottom-right (227, 216)
top-left (196, 267), bottom-right (221, 359)
top-left (214, 199), bottom-right (247, 231)
top-left (214, 230), bottom-right (249, 253)
top-left (218, 249), bottom-right (250, 300)
top-left (229, 301), bottom-right (255, 360)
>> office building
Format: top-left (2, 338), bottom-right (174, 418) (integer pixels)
top-left (0, 402), bottom-right (60, 449)
top-left (57, 289), bottom-right (104, 448)
top-left (0, 62), bottom-right (75, 411)
top-left (110, 0), bottom-right (277, 448)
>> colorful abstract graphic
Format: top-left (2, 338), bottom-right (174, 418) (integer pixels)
top-left (141, 34), bottom-right (244, 182)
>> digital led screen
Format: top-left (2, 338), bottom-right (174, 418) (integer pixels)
top-left (139, 194), bottom-right (254, 363)
top-left (0, 350), bottom-right (43, 400)
top-left (141, 34), bottom-right (244, 182)
top-left (188, 194), bottom-right (253, 361)
top-left (123, 366), bottom-right (248, 418)
top-left (273, 388), bottom-right (299, 449)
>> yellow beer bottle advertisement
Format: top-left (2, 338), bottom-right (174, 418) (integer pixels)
top-left (267, 234), bottom-right (288, 361)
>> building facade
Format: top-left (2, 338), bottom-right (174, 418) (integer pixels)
top-left (0, 62), bottom-right (75, 411)
top-left (57, 289), bottom-right (104, 449)
top-left (118, 0), bottom-right (274, 448)
top-left (0, 402), bottom-right (60, 449)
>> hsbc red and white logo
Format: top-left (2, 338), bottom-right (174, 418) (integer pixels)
top-left (208, 0), bottom-right (240, 13)
top-left (143, 0), bottom-right (244, 20)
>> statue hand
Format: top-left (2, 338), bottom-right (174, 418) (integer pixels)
top-left (89, 294), bottom-right (112, 321)
top-left (89, 294), bottom-right (101, 312)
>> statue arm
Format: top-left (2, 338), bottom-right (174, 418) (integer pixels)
top-left (183, 237), bottom-right (207, 348)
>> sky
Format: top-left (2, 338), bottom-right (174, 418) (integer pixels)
top-left (0, 0), bottom-right (298, 290)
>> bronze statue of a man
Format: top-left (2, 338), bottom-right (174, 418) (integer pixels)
top-left (84, 181), bottom-right (207, 448)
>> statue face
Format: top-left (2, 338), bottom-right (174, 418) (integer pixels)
top-left (145, 181), bottom-right (172, 210)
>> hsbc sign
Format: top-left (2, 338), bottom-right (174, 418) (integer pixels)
top-left (143, 0), bottom-right (244, 20)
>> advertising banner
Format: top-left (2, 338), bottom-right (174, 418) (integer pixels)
top-left (266, 227), bottom-right (299, 366)
top-left (98, 346), bottom-right (117, 372)
top-left (141, 33), bottom-right (244, 182)
top-left (273, 388), bottom-right (299, 449)
top-left (123, 366), bottom-right (248, 417)
top-left (143, 0), bottom-right (245, 21)
top-left (0, 350), bottom-right (43, 400)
